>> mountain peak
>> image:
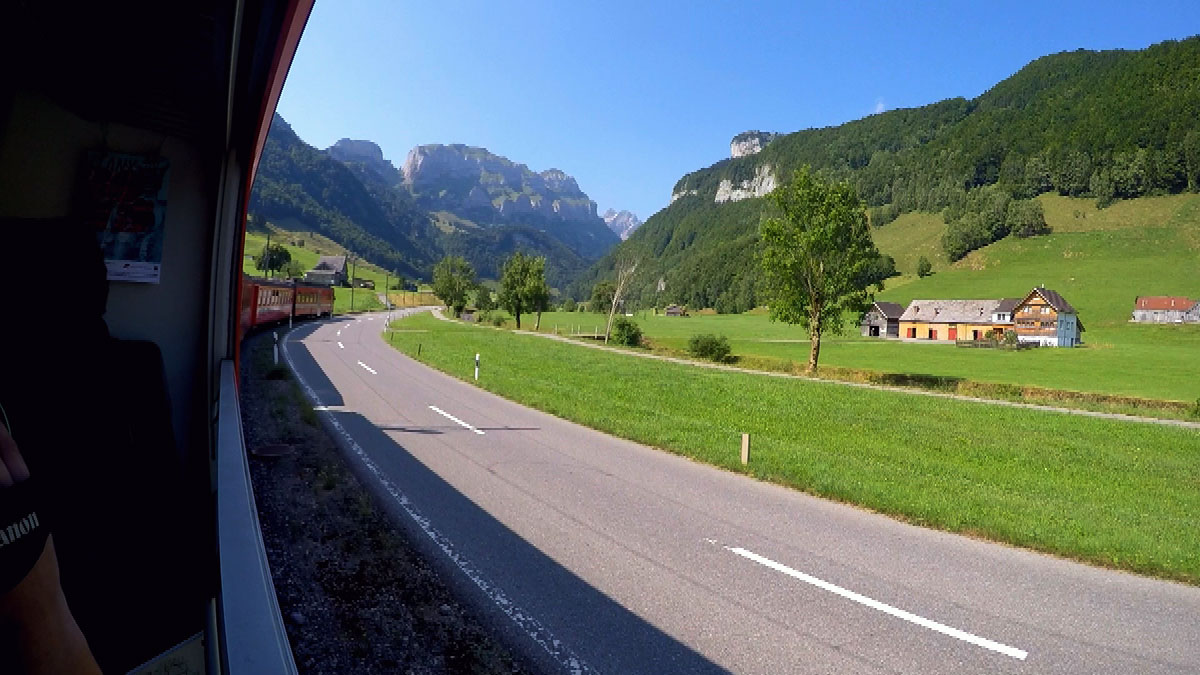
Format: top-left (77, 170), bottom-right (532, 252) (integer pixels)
top-left (327, 138), bottom-right (400, 186)
top-left (602, 209), bottom-right (642, 240)
top-left (730, 130), bottom-right (779, 158)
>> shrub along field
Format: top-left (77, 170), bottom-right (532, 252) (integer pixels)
top-left (385, 312), bottom-right (1200, 584)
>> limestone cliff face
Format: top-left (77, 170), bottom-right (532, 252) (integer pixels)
top-left (730, 130), bottom-right (779, 158)
top-left (327, 138), bottom-right (401, 185)
top-left (400, 144), bottom-right (617, 258)
top-left (714, 164), bottom-right (777, 203)
top-left (602, 209), bottom-right (642, 240)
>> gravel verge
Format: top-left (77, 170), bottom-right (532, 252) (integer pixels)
top-left (239, 330), bottom-right (532, 674)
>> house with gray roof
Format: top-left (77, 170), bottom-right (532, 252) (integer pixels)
top-left (304, 255), bottom-right (348, 286)
top-left (898, 299), bottom-right (1011, 342)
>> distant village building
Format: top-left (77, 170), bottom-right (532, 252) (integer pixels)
top-left (304, 255), bottom-right (348, 286)
top-left (1130, 296), bottom-right (1200, 323)
top-left (860, 301), bottom-right (904, 338)
top-left (898, 299), bottom-right (1015, 342)
top-left (664, 304), bottom-right (687, 317)
top-left (1012, 287), bottom-right (1082, 347)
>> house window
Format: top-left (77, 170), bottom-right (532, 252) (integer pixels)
top-left (1041, 306), bottom-right (1050, 314)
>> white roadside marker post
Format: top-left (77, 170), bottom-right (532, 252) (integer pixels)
top-left (741, 433), bottom-right (750, 465)
top-left (273, 331), bottom-right (279, 365)
top-left (475, 353), bottom-right (480, 381)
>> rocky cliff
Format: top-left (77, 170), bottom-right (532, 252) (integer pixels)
top-left (400, 144), bottom-right (618, 259)
top-left (601, 209), bottom-right (642, 240)
top-left (327, 138), bottom-right (402, 186)
top-left (730, 130), bottom-right (779, 158)
top-left (714, 164), bottom-right (777, 203)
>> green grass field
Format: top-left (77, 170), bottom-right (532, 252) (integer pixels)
top-left (385, 312), bottom-right (1200, 584)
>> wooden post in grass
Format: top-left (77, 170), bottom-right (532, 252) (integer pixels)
top-left (741, 433), bottom-right (750, 465)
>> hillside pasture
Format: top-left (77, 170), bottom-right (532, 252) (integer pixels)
top-left (548, 194), bottom-right (1200, 402)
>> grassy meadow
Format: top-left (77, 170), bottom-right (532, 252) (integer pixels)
top-left (385, 312), bottom-right (1200, 584)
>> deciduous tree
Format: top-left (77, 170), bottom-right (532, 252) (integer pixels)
top-left (432, 255), bottom-right (475, 317)
top-left (499, 252), bottom-right (550, 330)
top-left (255, 243), bottom-right (291, 278)
top-left (759, 167), bottom-right (881, 373)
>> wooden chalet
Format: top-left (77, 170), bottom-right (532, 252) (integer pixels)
top-left (1131, 296), bottom-right (1200, 323)
top-left (1012, 287), bottom-right (1082, 347)
top-left (860, 301), bottom-right (904, 338)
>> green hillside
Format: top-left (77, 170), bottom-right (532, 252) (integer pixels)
top-left (577, 36), bottom-right (1200, 308)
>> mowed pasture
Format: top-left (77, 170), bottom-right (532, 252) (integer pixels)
top-left (385, 312), bottom-right (1200, 584)
top-left (541, 194), bottom-right (1200, 403)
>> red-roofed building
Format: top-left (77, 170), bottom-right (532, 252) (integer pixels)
top-left (1131, 296), bottom-right (1200, 323)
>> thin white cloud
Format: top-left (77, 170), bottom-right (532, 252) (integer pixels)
top-left (873, 98), bottom-right (885, 114)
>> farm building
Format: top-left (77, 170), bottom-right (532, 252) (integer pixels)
top-left (1012, 287), bottom-right (1082, 347)
top-left (664, 304), bottom-right (687, 317)
top-left (1130, 296), bottom-right (1200, 323)
top-left (898, 299), bottom-right (1014, 341)
top-left (860, 301), bottom-right (904, 337)
top-left (304, 255), bottom-right (348, 286)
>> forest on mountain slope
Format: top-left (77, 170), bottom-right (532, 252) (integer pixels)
top-left (575, 37), bottom-right (1200, 310)
top-left (249, 115), bottom-right (610, 288)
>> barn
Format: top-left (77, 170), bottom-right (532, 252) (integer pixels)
top-left (860, 301), bottom-right (904, 338)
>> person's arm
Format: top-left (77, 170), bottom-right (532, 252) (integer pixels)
top-left (0, 424), bottom-right (101, 675)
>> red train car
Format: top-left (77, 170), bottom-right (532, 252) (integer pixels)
top-left (239, 276), bottom-right (334, 340)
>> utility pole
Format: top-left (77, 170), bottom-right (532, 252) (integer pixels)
top-left (264, 230), bottom-right (271, 278)
top-left (385, 271), bottom-right (391, 311)
top-left (350, 255), bottom-right (356, 311)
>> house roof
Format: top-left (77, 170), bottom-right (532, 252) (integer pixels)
top-left (873, 301), bottom-right (905, 319)
top-left (312, 255), bottom-right (347, 273)
top-left (900, 299), bottom-right (1003, 324)
top-left (995, 298), bottom-right (1020, 313)
top-left (1134, 296), bottom-right (1196, 311)
top-left (1019, 287), bottom-right (1076, 314)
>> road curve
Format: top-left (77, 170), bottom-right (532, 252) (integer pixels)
top-left (281, 310), bottom-right (1200, 675)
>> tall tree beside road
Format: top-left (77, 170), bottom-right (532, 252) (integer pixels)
top-left (759, 167), bottom-right (881, 373)
top-left (432, 255), bottom-right (475, 317)
top-left (498, 252), bottom-right (551, 330)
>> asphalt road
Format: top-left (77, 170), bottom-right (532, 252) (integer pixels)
top-left (282, 310), bottom-right (1200, 675)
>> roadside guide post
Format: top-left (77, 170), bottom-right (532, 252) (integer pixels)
top-left (741, 433), bottom-right (750, 465)
top-left (475, 353), bottom-right (480, 381)
top-left (273, 331), bottom-right (279, 365)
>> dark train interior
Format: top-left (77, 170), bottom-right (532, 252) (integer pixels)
top-left (1, 1), bottom-right (313, 672)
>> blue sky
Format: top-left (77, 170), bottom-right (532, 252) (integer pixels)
top-left (277, 1), bottom-right (1199, 222)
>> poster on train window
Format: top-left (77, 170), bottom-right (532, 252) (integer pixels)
top-left (80, 151), bottom-right (170, 283)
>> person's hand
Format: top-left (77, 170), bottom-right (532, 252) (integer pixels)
top-left (0, 423), bottom-right (100, 674)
